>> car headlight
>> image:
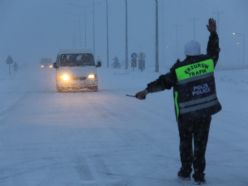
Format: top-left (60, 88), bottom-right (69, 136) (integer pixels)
top-left (60, 73), bottom-right (71, 82)
top-left (49, 64), bottom-right (53, 68)
top-left (41, 65), bottom-right (44, 68)
top-left (87, 74), bottom-right (96, 80)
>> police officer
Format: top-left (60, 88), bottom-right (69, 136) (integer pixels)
top-left (135, 18), bottom-right (221, 184)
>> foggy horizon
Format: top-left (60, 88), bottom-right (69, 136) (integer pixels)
top-left (0, 0), bottom-right (247, 70)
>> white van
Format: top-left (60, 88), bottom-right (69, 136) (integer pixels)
top-left (53, 49), bottom-right (101, 92)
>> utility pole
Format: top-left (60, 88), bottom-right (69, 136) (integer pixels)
top-left (92, 0), bottom-right (96, 55)
top-left (66, 2), bottom-right (87, 48)
top-left (155, 0), bottom-right (159, 72)
top-left (241, 33), bottom-right (246, 66)
top-left (245, 34), bottom-right (247, 66)
top-left (190, 17), bottom-right (198, 40)
top-left (232, 32), bottom-right (246, 66)
top-left (213, 10), bottom-right (223, 33)
top-left (83, 11), bottom-right (88, 48)
top-left (125, 0), bottom-right (129, 70)
top-left (106, 0), bottom-right (110, 68)
top-left (172, 24), bottom-right (181, 58)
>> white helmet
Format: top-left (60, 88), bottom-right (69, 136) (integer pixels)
top-left (184, 40), bottom-right (201, 56)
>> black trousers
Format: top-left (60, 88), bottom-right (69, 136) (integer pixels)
top-left (178, 115), bottom-right (211, 175)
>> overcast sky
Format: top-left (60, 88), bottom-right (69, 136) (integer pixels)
top-left (0, 0), bottom-right (247, 70)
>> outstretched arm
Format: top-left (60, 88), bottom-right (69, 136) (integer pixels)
top-left (206, 18), bottom-right (220, 66)
top-left (146, 72), bottom-right (175, 92)
top-left (135, 72), bottom-right (175, 100)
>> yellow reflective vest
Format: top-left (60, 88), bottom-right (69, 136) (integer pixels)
top-left (173, 58), bottom-right (221, 119)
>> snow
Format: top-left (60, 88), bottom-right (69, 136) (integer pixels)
top-left (0, 0), bottom-right (247, 185)
top-left (0, 65), bottom-right (248, 186)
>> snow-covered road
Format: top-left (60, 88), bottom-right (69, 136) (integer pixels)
top-left (0, 66), bottom-right (248, 186)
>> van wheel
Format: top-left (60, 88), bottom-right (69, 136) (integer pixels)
top-left (56, 86), bottom-right (63, 92)
top-left (91, 86), bottom-right (98, 92)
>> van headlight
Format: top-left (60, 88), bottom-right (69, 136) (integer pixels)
top-left (87, 73), bottom-right (96, 80)
top-left (60, 73), bottom-right (71, 82)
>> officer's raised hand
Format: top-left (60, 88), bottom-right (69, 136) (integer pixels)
top-left (135, 89), bottom-right (148, 100)
top-left (207, 18), bottom-right (217, 33)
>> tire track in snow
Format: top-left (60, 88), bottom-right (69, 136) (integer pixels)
top-left (74, 155), bottom-right (129, 186)
top-left (75, 91), bottom-right (176, 185)
top-left (0, 159), bottom-right (59, 185)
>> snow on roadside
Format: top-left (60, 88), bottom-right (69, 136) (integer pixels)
top-left (0, 64), bottom-right (54, 120)
top-left (0, 65), bottom-right (248, 186)
top-left (0, 65), bottom-right (25, 119)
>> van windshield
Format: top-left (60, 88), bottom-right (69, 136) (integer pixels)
top-left (59, 53), bottom-right (95, 67)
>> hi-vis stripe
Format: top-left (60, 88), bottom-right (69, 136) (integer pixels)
top-left (179, 94), bottom-right (217, 108)
top-left (177, 73), bottom-right (213, 85)
top-left (179, 94), bottom-right (218, 114)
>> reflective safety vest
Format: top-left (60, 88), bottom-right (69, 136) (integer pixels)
top-left (174, 58), bottom-right (221, 119)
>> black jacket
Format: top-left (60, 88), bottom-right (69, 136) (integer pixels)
top-left (146, 32), bottom-right (221, 118)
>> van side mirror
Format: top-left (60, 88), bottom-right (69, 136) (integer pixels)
top-left (53, 62), bottom-right (58, 69)
top-left (96, 61), bottom-right (102, 68)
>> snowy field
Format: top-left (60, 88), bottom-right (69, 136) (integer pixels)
top-left (0, 65), bottom-right (248, 186)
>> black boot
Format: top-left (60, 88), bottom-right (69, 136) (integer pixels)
top-left (193, 173), bottom-right (206, 185)
top-left (177, 168), bottom-right (191, 180)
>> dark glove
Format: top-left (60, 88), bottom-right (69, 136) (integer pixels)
top-left (206, 18), bottom-right (217, 33)
top-left (135, 89), bottom-right (148, 100)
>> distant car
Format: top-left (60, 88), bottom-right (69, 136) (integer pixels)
top-left (40, 58), bottom-right (53, 69)
top-left (53, 49), bottom-right (101, 92)
top-left (40, 63), bottom-right (53, 69)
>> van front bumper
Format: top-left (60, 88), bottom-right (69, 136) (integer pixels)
top-left (56, 79), bottom-right (98, 91)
